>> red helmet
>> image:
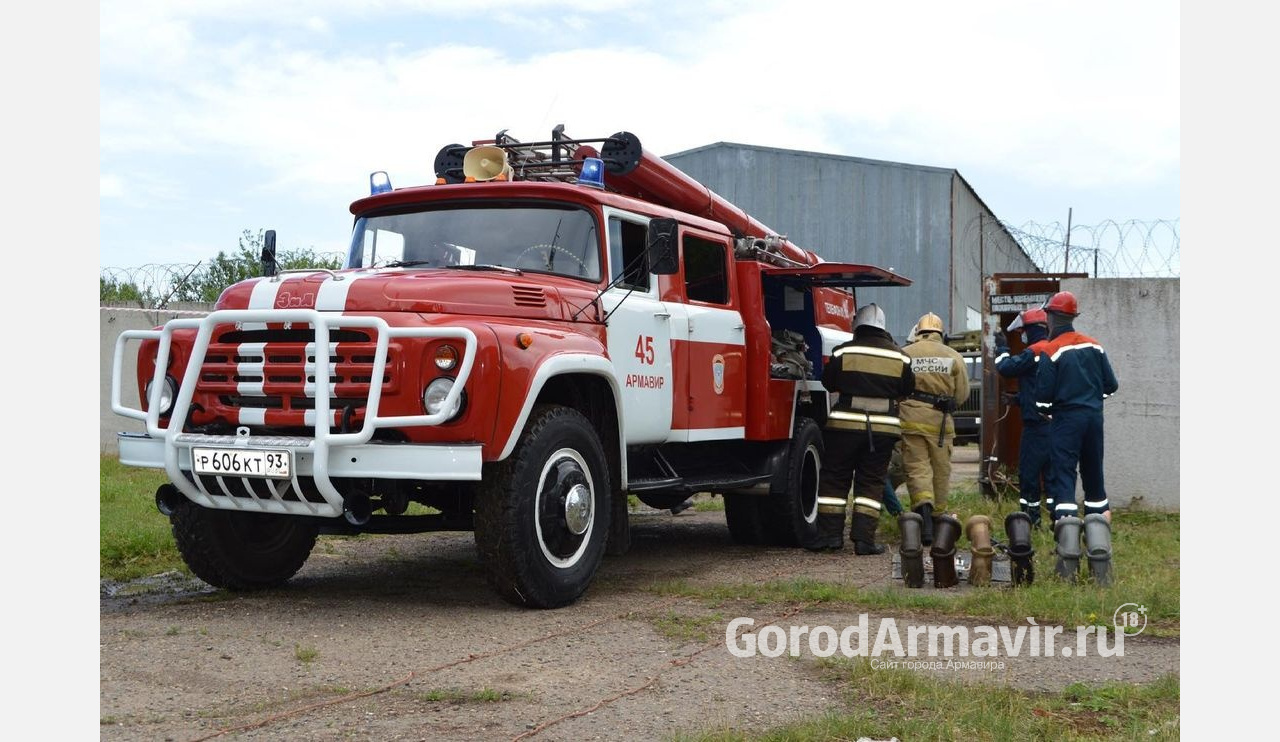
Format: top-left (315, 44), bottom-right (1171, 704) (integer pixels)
top-left (1044, 291), bottom-right (1079, 317)
top-left (1022, 307), bottom-right (1048, 326)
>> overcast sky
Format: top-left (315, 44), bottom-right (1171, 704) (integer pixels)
top-left (99, 0), bottom-right (1179, 268)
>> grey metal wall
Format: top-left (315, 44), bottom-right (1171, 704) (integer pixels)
top-left (665, 144), bottom-right (955, 341)
top-left (1060, 278), bottom-right (1179, 511)
top-left (950, 176), bottom-right (1039, 334)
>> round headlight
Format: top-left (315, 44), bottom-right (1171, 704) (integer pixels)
top-left (422, 377), bottom-right (463, 419)
top-left (434, 344), bottom-right (459, 371)
top-left (145, 376), bottom-right (177, 417)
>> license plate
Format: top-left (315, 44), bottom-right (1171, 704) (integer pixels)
top-left (192, 448), bottom-right (292, 479)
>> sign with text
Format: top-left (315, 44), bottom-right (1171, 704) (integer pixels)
top-left (990, 293), bottom-right (1051, 313)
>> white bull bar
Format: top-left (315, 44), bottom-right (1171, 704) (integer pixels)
top-left (112, 309), bottom-right (480, 518)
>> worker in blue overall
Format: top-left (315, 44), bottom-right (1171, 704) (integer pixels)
top-left (1035, 291), bottom-right (1119, 584)
top-left (994, 307), bottom-right (1054, 526)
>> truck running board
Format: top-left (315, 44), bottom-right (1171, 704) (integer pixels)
top-left (627, 472), bottom-right (771, 497)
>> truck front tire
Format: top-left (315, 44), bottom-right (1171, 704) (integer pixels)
top-left (170, 501), bottom-right (318, 590)
top-left (474, 405), bottom-right (612, 608)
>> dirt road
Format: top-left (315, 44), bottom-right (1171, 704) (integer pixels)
top-left (100, 447), bottom-right (1178, 741)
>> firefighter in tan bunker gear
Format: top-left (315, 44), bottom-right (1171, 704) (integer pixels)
top-left (899, 312), bottom-right (969, 549)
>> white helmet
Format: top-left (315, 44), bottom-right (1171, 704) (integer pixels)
top-left (854, 303), bottom-right (886, 330)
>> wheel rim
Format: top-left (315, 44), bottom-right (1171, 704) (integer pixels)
top-left (534, 448), bottom-right (595, 569)
top-left (801, 443), bottom-right (820, 525)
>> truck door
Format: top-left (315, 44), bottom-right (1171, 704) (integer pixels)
top-left (665, 228), bottom-right (746, 442)
top-left (601, 208), bottom-right (674, 445)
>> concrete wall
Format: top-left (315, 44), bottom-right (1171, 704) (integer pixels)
top-left (100, 303), bottom-right (213, 454)
top-left (1061, 277), bottom-right (1179, 510)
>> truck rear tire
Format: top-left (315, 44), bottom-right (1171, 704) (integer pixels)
top-left (170, 501), bottom-right (318, 590)
top-left (474, 404), bottom-right (611, 608)
top-left (723, 494), bottom-right (769, 544)
top-left (765, 416), bottom-right (824, 547)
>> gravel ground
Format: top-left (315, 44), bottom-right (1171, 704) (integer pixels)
top-left (100, 447), bottom-right (1179, 741)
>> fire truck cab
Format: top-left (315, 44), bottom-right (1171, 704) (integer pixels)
top-left (111, 127), bottom-right (910, 608)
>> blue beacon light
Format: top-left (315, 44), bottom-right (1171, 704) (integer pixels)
top-left (578, 157), bottom-right (605, 189)
top-left (370, 171), bottom-right (393, 195)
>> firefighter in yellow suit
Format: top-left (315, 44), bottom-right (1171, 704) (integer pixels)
top-left (899, 312), bottom-right (970, 546)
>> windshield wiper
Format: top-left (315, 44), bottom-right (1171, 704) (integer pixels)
top-left (445, 264), bottom-right (524, 275)
top-left (384, 259), bottom-right (433, 268)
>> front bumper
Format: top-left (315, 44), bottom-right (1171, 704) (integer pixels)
top-left (118, 432), bottom-right (482, 516)
top-left (112, 307), bottom-right (480, 518)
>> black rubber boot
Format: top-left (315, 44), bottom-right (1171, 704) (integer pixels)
top-left (930, 514), bottom-right (961, 588)
top-left (1083, 514), bottom-right (1113, 587)
top-left (1005, 512), bottom-right (1036, 586)
top-left (850, 513), bottom-right (886, 555)
top-left (898, 512), bottom-right (925, 588)
top-left (915, 503), bottom-right (934, 547)
top-left (803, 513), bottom-right (844, 552)
top-left (1054, 516), bottom-right (1083, 583)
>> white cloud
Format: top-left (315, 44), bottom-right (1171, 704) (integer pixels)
top-left (99, 0), bottom-right (1178, 266)
top-left (100, 174), bottom-right (124, 199)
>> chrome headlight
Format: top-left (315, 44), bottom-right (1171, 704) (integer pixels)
top-left (145, 375), bottom-right (177, 417)
top-left (422, 377), bottom-right (464, 420)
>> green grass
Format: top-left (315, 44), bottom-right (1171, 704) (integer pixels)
top-left (100, 455), bottom-right (186, 581)
top-left (650, 485), bottom-right (1179, 636)
top-left (692, 494), bottom-right (726, 512)
top-left (676, 660), bottom-right (1179, 741)
top-left (414, 687), bottom-right (513, 704)
top-left (294, 644), bottom-right (319, 664)
top-left (650, 611), bottom-right (727, 643)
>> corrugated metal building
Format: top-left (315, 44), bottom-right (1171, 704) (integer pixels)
top-left (664, 142), bottom-right (1038, 341)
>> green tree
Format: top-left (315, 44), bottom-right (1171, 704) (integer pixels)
top-left (169, 230), bottom-right (344, 303)
top-left (100, 276), bottom-right (156, 305)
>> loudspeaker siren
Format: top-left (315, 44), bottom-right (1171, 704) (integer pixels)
top-left (463, 145), bottom-right (514, 182)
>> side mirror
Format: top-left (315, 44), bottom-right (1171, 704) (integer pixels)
top-left (261, 229), bottom-right (278, 277)
top-left (647, 218), bottom-right (679, 275)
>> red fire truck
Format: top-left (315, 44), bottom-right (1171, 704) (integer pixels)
top-left (111, 126), bottom-right (910, 607)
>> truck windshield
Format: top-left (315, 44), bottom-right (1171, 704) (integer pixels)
top-left (347, 204), bottom-right (601, 282)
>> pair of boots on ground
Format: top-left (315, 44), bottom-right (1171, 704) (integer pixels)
top-left (1051, 514), bottom-right (1113, 586)
top-left (898, 504), bottom-right (986, 589)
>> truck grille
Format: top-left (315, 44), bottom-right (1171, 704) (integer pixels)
top-left (191, 473), bottom-right (330, 505)
top-left (197, 326), bottom-right (397, 415)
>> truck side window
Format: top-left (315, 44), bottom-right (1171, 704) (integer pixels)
top-left (608, 217), bottom-right (650, 290)
top-left (683, 235), bottom-right (729, 305)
